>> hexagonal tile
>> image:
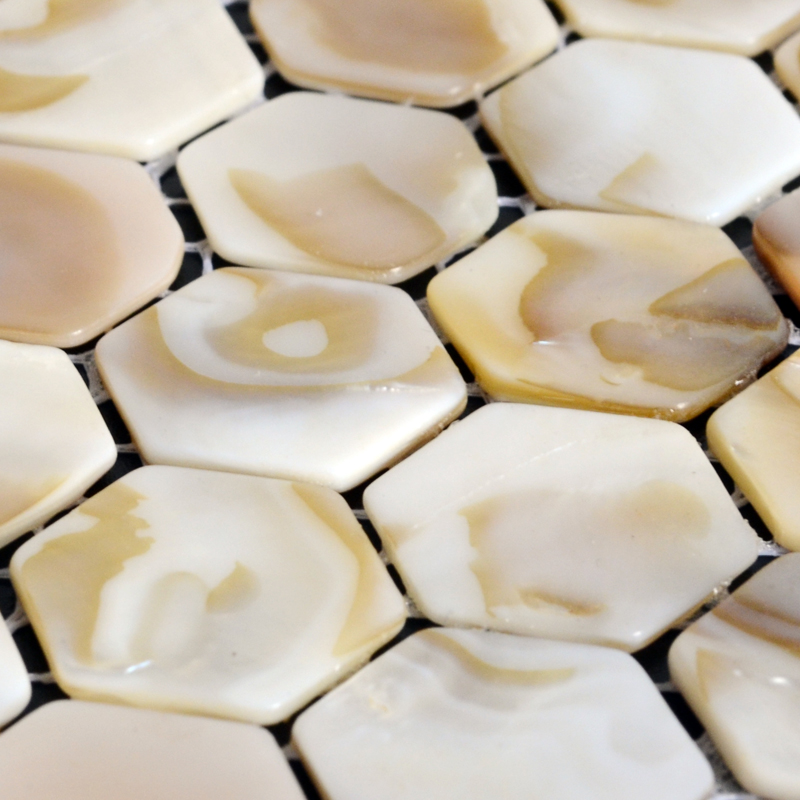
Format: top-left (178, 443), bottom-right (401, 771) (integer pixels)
top-left (0, 621), bottom-right (29, 729)
top-left (427, 211), bottom-right (786, 421)
top-left (249, 0), bottom-right (559, 107)
top-left (0, 144), bottom-right (183, 347)
top-left (0, 340), bottom-right (116, 550)
top-left (707, 351), bottom-right (800, 551)
top-left (552, 0), bottom-right (800, 56)
top-left (0, 700), bottom-right (305, 799)
top-left (363, 403), bottom-right (759, 651)
top-left (481, 39), bottom-right (800, 226)
top-left (96, 267), bottom-right (466, 491)
top-left (776, 29), bottom-right (800, 101)
top-left (11, 465), bottom-right (406, 724)
top-left (0, 0), bottom-right (264, 160)
top-left (753, 188), bottom-right (800, 310)
top-left (293, 628), bottom-right (714, 800)
top-left (177, 93), bottom-right (498, 284)
top-left (670, 554), bottom-right (800, 800)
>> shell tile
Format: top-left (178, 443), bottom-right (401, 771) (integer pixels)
top-left (670, 554), bottom-right (800, 800)
top-left (0, 0), bottom-right (264, 160)
top-left (293, 628), bottom-right (714, 800)
top-left (10, 466), bottom-right (407, 724)
top-left (96, 267), bottom-right (467, 491)
top-left (177, 93), bottom-right (498, 284)
top-left (480, 39), bottom-right (800, 226)
top-left (363, 403), bottom-right (759, 651)
top-left (249, 0), bottom-right (559, 107)
top-left (753, 188), bottom-right (800, 312)
top-left (0, 340), bottom-right (116, 549)
top-left (0, 700), bottom-right (306, 799)
top-left (0, 620), bottom-right (30, 729)
top-left (427, 210), bottom-right (786, 421)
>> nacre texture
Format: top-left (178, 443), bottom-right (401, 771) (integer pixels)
top-left (707, 350), bottom-right (800, 551)
top-left (293, 628), bottom-right (714, 800)
top-left (552, 0), bottom-right (800, 56)
top-left (0, 340), bottom-right (116, 550)
top-left (0, 700), bottom-right (306, 799)
top-left (249, 0), bottom-right (559, 107)
top-left (178, 92), bottom-right (498, 283)
top-left (0, 143), bottom-right (183, 347)
top-left (670, 554), bottom-right (800, 800)
top-left (10, 466), bottom-right (407, 724)
top-left (0, 621), bottom-right (30, 729)
top-left (96, 267), bottom-right (466, 491)
top-left (363, 403), bottom-right (759, 651)
top-left (775, 28), bottom-right (800, 102)
top-left (480, 38), bottom-right (800, 226)
top-left (0, 0), bottom-right (264, 159)
top-left (753, 188), bottom-right (800, 312)
top-left (427, 210), bottom-right (786, 421)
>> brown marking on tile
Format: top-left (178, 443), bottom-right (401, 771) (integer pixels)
top-left (206, 562), bottom-right (260, 614)
top-left (0, 66), bottom-right (87, 112)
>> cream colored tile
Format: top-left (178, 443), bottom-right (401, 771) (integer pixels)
top-left (427, 210), bottom-right (786, 421)
top-left (10, 466), bottom-right (406, 724)
top-left (0, 0), bottom-right (264, 160)
top-left (753, 188), bottom-right (800, 311)
top-left (0, 621), bottom-right (29, 729)
top-left (364, 403), bottom-right (758, 651)
top-left (250, 0), bottom-right (559, 107)
top-left (776, 29), bottom-right (800, 101)
top-left (178, 93), bottom-right (497, 284)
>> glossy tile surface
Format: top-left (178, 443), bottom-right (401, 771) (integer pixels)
top-left (553, 0), bottom-right (800, 56)
top-left (364, 403), bottom-right (759, 651)
top-left (10, 466), bottom-right (406, 724)
top-left (0, 700), bottom-right (306, 799)
top-left (670, 554), bottom-right (800, 800)
top-left (428, 211), bottom-right (786, 421)
top-left (775, 28), bottom-right (800, 101)
top-left (0, 621), bottom-right (30, 729)
top-left (294, 628), bottom-right (714, 800)
top-left (0, 143), bottom-right (183, 347)
top-left (96, 267), bottom-right (466, 491)
top-left (753, 188), bottom-right (800, 311)
top-left (178, 93), bottom-right (497, 283)
top-left (0, 340), bottom-right (116, 549)
top-left (0, 0), bottom-right (264, 160)
top-left (481, 39), bottom-right (800, 226)
top-left (707, 351), bottom-right (800, 551)
top-left (250, 0), bottom-right (559, 107)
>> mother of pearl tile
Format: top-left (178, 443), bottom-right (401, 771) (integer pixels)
top-left (96, 267), bottom-right (466, 491)
top-left (427, 210), bottom-right (786, 421)
top-left (670, 554), bottom-right (800, 800)
top-left (480, 39), bottom-right (800, 226)
top-left (753, 188), bottom-right (800, 312)
top-left (0, 340), bottom-right (116, 550)
top-left (0, 700), bottom-right (306, 799)
top-left (10, 466), bottom-right (407, 724)
top-left (293, 628), bottom-right (714, 800)
top-left (0, 0), bottom-right (264, 160)
top-left (0, 621), bottom-right (30, 729)
top-left (552, 0), bottom-right (800, 56)
top-left (0, 143), bottom-right (183, 347)
top-left (776, 28), bottom-right (800, 101)
top-left (707, 351), bottom-right (800, 551)
top-left (177, 93), bottom-right (498, 284)
top-left (249, 0), bottom-right (559, 107)
top-left (363, 403), bottom-right (759, 651)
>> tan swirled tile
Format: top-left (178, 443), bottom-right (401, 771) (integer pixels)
top-left (0, 700), bottom-right (306, 799)
top-left (0, 0), bottom-right (263, 159)
top-left (249, 0), bottom-right (558, 107)
top-left (0, 621), bottom-right (30, 729)
top-left (0, 143), bottom-right (183, 347)
top-left (670, 554), bottom-right (800, 800)
top-left (10, 466), bottom-right (407, 724)
top-left (552, 0), bottom-right (800, 56)
top-left (95, 267), bottom-right (466, 491)
top-left (363, 403), bottom-right (758, 651)
top-left (480, 39), bottom-right (800, 226)
top-left (293, 628), bottom-right (714, 800)
top-left (427, 210), bottom-right (786, 421)
top-left (0, 340), bottom-right (116, 550)
top-left (177, 93), bottom-right (498, 284)
top-left (707, 351), bottom-right (800, 551)
top-left (753, 188), bottom-right (800, 312)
